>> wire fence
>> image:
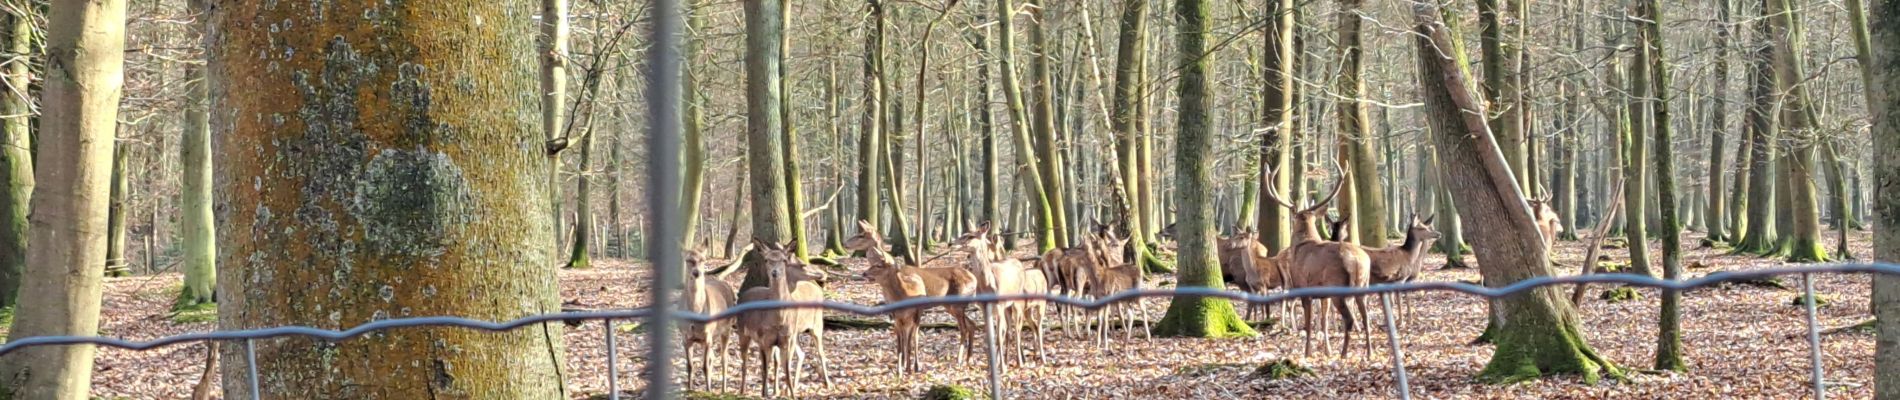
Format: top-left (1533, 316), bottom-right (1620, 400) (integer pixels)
top-left (2, 262), bottom-right (1891, 399)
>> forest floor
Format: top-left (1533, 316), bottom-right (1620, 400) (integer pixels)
top-left (40, 228), bottom-right (1880, 399)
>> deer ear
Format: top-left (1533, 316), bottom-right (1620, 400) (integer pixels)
top-left (1423, 214), bottom-right (1436, 225)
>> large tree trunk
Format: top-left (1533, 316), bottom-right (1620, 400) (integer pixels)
top-left (1114, 0), bottom-right (1160, 271)
top-left (0, 0), bottom-right (30, 310)
top-left (0, 0), bottom-right (126, 396)
top-left (742, 0), bottom-right (797, 289)
top-left (1029, 0), bottom-right (1072, 249)
top-left (1704, 0), bottom-right (1734, 244)
top-left (1256, 0), bottom-right (1294, 254)
top-left (209, 1), bottom-right (566, 397)
top-left (1639, 0), bottom-right (1686, 372)
top-left (541, 0), bottom-right (569, 257)
top-left (1337, 0), bottom-right (1387, 248)
top-left (178, 0), bottom-right (216, 306)
top-left (1479, 0), bottom-right (1529, 188)
top-left (1412, 3), bottom-right (1618, 383)
top-left (1622, 33), bottom-right (1653, 277)
top-left (1735, 39), bottom-right (1780, 255)
top-left (995, 0), bottom-right (1058, 253)
top-left (105, 146), bottom-right (129, 272)
top-left (973, 7), bottom-right (999, 231)
top-left (680, 1), bottom-right (709, 249)
top-left (780, 1), bottom-right (809, 260)
top-left (1868, 0), bottom-right (1898, 396)
top-left (857, 0), bottom-right (885, 241)
top-left (1765, 0), bottom-right (1828, 262)
top-left (1153, 0), bottom-right (1254, 338)
top-left (566, 92), bottom-right (596, 269)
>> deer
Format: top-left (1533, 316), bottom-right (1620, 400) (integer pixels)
top-left (735, 240), bottom-right (833, 398)
top-left (1261, 166), bottom-right (1374, 360)
top-left (841, 220), bottom-right (980, 374)
top-left (1076, 231), bottom-right (1150, 347)
top-left (1366, 214), bottom-right (1441, 328)
top-left (1526, 194), bottom-right (1562, 253)
top-left (954, 223), bottom-right (1048, 369)
top-left (682, 249), bottom-right (742, 391)
top-left (1219, 228), bottom-right (1293, 322)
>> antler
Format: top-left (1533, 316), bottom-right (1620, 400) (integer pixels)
top-left (1260, 165), bottom-right (1299, 210)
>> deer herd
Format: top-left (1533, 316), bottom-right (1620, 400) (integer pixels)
top-left (673, 169), bottom-right (1561, 398)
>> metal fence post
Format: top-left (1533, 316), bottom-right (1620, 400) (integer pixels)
top-left (1801, 273), bottom-right (1825, 399)
top-left (1380, 293), bottom-right (1411, 400)
top-left (607, 319), bottom-right (621, 400)
top-left (985, 304), bottom-right (1004, 400)
top-left (244, 338), bottom-right (261, 400)
top-left (644, 0), bottom-right (685, 397)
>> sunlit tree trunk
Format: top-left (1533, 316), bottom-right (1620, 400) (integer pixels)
top-left (0, 0), bottom-right (31, 310)
top-left (1115, 0), bottom-right (1159, 271)
top-left (1639, 0), bottom-right (1685, 371)
top-left (1029, 0), bottom-right (1072, 249)
top-left (1479, 0), bottom-right (1528, 187)
top-left (1736, 34), bottom-right (1780, 255)
top-left (780, 1), bottom-right (809, 261)
top-left (541, 0), bottom-right (569, 257)
top-left (741, 0), bottom-right (797, 289)
top-left (1413, 3), bottom-right (1619, 383)
top-left (1704, 0), bottom-right (1734, 244)
top-left (995, 0), bottom-right (1058, 252)
top-left (1336, 0), bottom-right (1386, 248)
top-left (1256, 0), bottom-right (1293, 254)
top-left (0, 0), bottom-right (127, 396)
top-left (1153, 0), bottom-right (1255, 338)
top-left (211, 1), bottom-right (566, 396)
top-left (177, 0), bottom-right (215, 305)
top-left (105, 145), bottom-right (129, 273)
top-left (1765, 0), bottom-right (1828, 262)
top-left (858, 0), bottom-right (885, 242)
top-left (1868, 0), bottom-right (1898, 395)
top-left (1622, 32), bottom-right (1653, 276)
top-left (680, 0), bottom-right (709, 249)
top-left (974, 7), bottom-right (1000, 229)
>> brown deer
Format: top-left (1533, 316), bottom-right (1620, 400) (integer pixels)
top-left (735, 240), bottom-right (833, 398)
top-left (682, 249), bottom-right (741, 391)
top-left (1526, 194), bottom-right (1562, 252)
top-left (1366, 214), bottom-right (1441, 327)
top-left (842, 220), bottom-right (980, 374)
top-left (1261, 167), bottom-right (1373, 359)
top-left (1219, 228), bottom-right (1292, 322)
top-left (1077, 233), bottom-right (1150, 347)
top-left (954, 223), bottom-right (1048, 368)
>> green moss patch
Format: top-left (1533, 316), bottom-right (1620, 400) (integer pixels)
top-left (1594, 262), bottom-right (1628, 273)
top-left (167, 302), bottom-right (218, 324)
top-left (1598, 287), bottom-right (1642, 303)
top-left (1251, 359), bottom-right (1314, 380)
top-left (1790, 294), bottom-right (1832, 308)
top-left (1719, 276), bottom-right (1788, 290)
top-left (921, 384), bottom-right (979, 400)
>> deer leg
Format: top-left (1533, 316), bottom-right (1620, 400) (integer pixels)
top-left (1333, 297), bottom-right (1355, 359)
top-left (1300, 298), bottom-right (1314, 358)
top-left (814, 329), bottom-right (834, 387)
top-left (1034, 305), bottom-right (1048, 365)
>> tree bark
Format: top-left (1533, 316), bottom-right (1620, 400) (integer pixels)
top-left (858, 0), bottom-right (885, 241)
top-left (995, 0), bottom-right (1058, 253)
top-left (541, 0), bottom-right (569, 257)
top-left (741, 0), bottom-right (796, 289)
top-left (680, 1), bottom-right (709, 249)
top-left (780, 1), bottom-right (809, 261)
top-left (1412, 3), bottom-right (1619, 383)
top-left (1622, 28), bottom-right (1653, 277)
top-left (1479, 0), bottom-right (1529, 188)
top-left (1640, 0), bottom-right (1686, 371)
top-left (209, 1), bottom-right (567, 397)
top-left (1765, 0), bottom-right (1828, 262)
top-left (1153, 0), bottom-right (1254, 338)
top-left (1868, 0), bottom-right (1898, 396)
top-left (1337, 0), bottom-right (1387, 248)
top-left (178, 0), bottom-right (216, 305)
top-left (1115, 0), bottom-right (1159, 271)
top-left (1029, 0), bottom-right (1072, 249)
top-left (0, 0), bottom-right (127, 396)
top-left (0, 0), bottom-right (31, 310)
top-left (1256, 0), bottom-right (1294, 254)
top-left (1704, 0), bottom-right (1734, 244)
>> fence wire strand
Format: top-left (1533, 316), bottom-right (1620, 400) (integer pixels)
top-left (5, 262), bottom-right (1891, 399)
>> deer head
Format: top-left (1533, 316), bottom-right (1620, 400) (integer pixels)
top-left (1407, 213), bottom-right (1442, 244)
top-left (1326, 215), bottom-right (1352, 242)
top-left (1261, 165), bottom-right (1347, 243)
top-left (843, 220), bottom-right (885, 252)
